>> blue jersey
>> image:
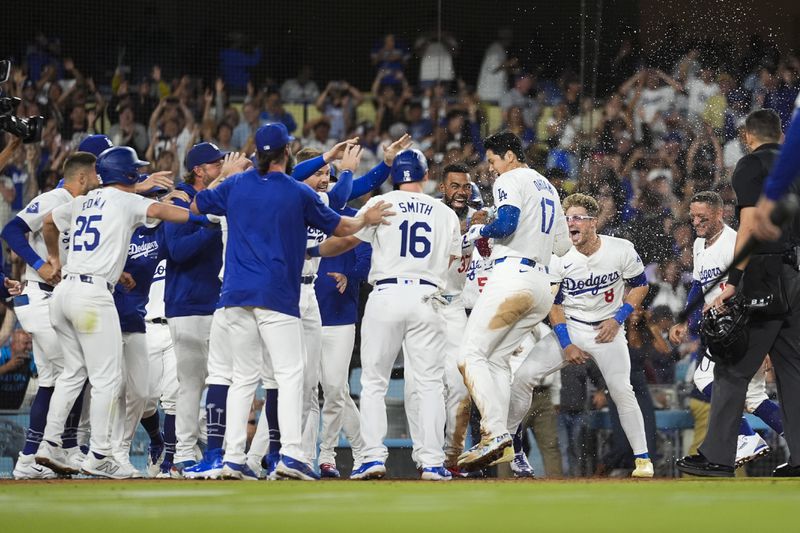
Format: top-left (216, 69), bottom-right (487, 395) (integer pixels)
top-left (114, 225), bottom-right (165, 333)
top-left (195, 169), bottom-right (342, 318)
top-left (315, 206), bottom-right (372, 326)
top-left (163, 182), bottom-right (223, 318)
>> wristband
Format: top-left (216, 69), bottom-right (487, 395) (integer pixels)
top-left (614, 303), bottom-right (634, 324)
top-left (307, 245), bottom-right (321, 258)
top-left (188, 213), bottom-right (209, 225)
top-left (32, 258), bottom-right (45, 270)
top-left (727, 267), bottom-right (743, 287)
top-left (553, 323), bottom-right (572, 349)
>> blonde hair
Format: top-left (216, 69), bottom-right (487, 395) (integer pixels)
top-left (562, 193), bottom-right (599, 217)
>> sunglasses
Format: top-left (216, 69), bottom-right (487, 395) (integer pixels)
top-left (565, 215), bottom-right (596, 223)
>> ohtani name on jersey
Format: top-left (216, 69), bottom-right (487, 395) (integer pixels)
top-left (562, 271), bottom-right (621, 295)
top-left (397, 201), bottom-right (433, 216)
top-left (699, 266), bottom-right (723, 286)
top-left (128, 241), bottom-right (159, 259)
top-left (533, 178), bottom-right (552, 192)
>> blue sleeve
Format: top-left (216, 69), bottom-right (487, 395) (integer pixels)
top-left (163, 222), bottom-right (221, 264)
top-left (345, 242), bottom-right (372, 283)
top-left (686, 280), bottom-right (704, 334)
top-left (302, 185), bottom-right (342, 235)
top-left (763, 112), bottom-right (800, 201)
top-left (1, 217), bottom-right (45, 270)
top-left (553, 283), bottom-right (565, 305)
top-left (326, 170), bottom-right (353, 211)
top-left (194, 179), bottom-right (232, 217)
top-left (349, 162), bottom-right (391, 200)
top-left (479, 205), bottom-right (520, 239)
top-left (624, 272), bottom-right (648, 287)
top-left (469, 120), bottom-right (485, 160)
top-left (292, 155), bottom-right (326, 182)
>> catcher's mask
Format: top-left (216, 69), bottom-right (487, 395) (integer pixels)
top-left (701, 292), bottom-right (751, 366)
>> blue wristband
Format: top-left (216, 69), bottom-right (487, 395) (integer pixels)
top-left (307, 245), bottom-right (321, 258)
top-left (614, 303), bottom-right (634, 325)
top-left (32, 258), bottom-right (45, 270)
top-left (553, 323), bottom-right (572, 349)
top-left (188, 213), bottom-right (209, 225)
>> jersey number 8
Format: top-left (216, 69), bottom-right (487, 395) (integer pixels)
top-left (73, 215), bottom-right (102, 251)
top-left (399, 221), bottom-right (431, 258)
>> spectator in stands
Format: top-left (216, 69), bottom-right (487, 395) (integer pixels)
top-left (477, 28), bottom-right (515, 103)
top-left (372, 72), bottom-right (410, 136)
top-left (218, 32), bottom-right (261, 94)
top-left (316, 80), bottom-right (363, 141)
top-left (302, 117), bottom-right (337, 152)
top-left (280, 65), bottom-right (320, 104)
top-left (685, 66), bottom-right (721, 120)
top-left (231, 101), bottom-right (260, 151)
top-left (500, 74), bottom-right (539, 129)
top-left (406, 102), bottom-right (434, 143)
top-left (371, 34), bottom-right (409, 87)
top-left (503, 106), bottom-right (536, 149)
top-left (0, 329), bottom-right (34, 411)
top-left (147, 98), bottom-right (195, 169)
top-left (415, 31), bottom-right (458, 88)
top-left (258, 90), bottom-right (297, 133)
top-left (108, 104), bottom-right (148, 157)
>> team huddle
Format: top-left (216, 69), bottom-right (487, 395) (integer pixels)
top-left (8, 123), bottom-right (778, 482)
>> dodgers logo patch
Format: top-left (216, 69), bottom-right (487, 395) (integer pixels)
top-left (26, 202), bottom-right (39, 214)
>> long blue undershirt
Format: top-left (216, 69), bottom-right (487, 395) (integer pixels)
top-left (479, 205), bottom-right (520, 239)
top-left (763, 111), bottom-right (800, 201)
top-left (1, 217), bottom-right (44, 269)
top-left (292, 155), bottom-right (391, 206)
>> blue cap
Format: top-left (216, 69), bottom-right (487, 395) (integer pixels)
top-left (78, 134), bottom-right (113, 157)
top-left (255, 123), bottom-right (294, 153)
top-left (185, 142), bottom-right (227, 171)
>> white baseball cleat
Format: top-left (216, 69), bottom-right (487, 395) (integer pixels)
top-left (631, 458), bottom-right (654, 478)
top-left (65, 447), bottom-right (87, 472)
top-left (35, 441), bottom-right (80, 476)
top-left (115, 457), bottom-right (144, 479)
top-left (246, 456), bottom-right (265, 480)
top-left (146, 444), bottom-right (165, 478)
top-left (13, 453), bottom-right (57, 480)
top-left (735, 433), bottom-right (771, 468)
top-left (509, 452), bottom-right (535, 478)
top-left (81, 454), bottom-right (135, 479)
top-left (420, 466), bottom-right (452, 481)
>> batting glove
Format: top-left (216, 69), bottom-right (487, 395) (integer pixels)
top-left (464, 224), bottom-right (485, 243)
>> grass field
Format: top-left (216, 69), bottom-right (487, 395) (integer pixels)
top-left (1, 478), bottom-right (797, 531)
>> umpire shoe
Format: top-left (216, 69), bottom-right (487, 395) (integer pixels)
top-left (420, 466), bottom-right (453, 481)
top-left (81, 453), bottom-right (134, 479)
top-left (13, 453), bottom-right (57, 480)
top-left (184, 448), bottom-right (225, 480)
top-left (773, 462), bottom-right (800, 477)
top-left (319, 463), bottom-right (341, 479)
top-left (458, 433), bottom-right (512, 472)
top-left (734, 434), bottom-right (771, 468)
top-left (349, 461), bottom-right (386, 480)
top-left (510, 452), bottom-right (536, 478)
top-left (35, 441), bottom-right (80, 476)
top-left (276, 455), bottom-right (320, 481)
top-left (676, 453), bottom-right (734, 478)
top-left (220, 461), bottom-right (259, 481)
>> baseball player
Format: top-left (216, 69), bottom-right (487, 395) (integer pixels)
top-left (3, 149), bottom-right (102, 479)
top-left (457, 131), bottom-right (570, 471)
top-left (669, 191), bottom-right (783, 466)
top-left (34, 146), bottom-right (211, 478)
top-left (314, 149), bottom-right (461, 481)
top-left (190, 123), bottom-right (393, 481)
top-left (546, 193), bottom-right (653, 478)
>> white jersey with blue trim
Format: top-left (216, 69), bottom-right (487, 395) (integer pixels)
top-left (51, 187), bottom-right (157, 284)
top-left (16, 188), bottom-right (73, 284)
top-left (302, 191), bottom-right (330, 277)
top-left (692, 224), bottom-right (736, 305)
top-left (551, 235), bottom-right (645, 322)
top-left (442, 204), bottom-right (476, 297)
top-left (145, 259), bottom-right (166, 320)
top-left (489, 167), bottom-right (569, 266)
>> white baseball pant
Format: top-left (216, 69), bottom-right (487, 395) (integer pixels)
top-left (440, 296), bottom-right (471, 463)
top-left (567, 319), bottom-right (648, 455)
top-left (143, 320), bottom-right (177, 417)
top-left (359, 283), bottom-right (447, 467)
top-left (693, 354), bottom-right (769, 412)
top-left (246, 354), bottom-right (278, 464)
top-left (207, 308), bottom-right (233, 387)
top-left (319, 324), bottom-right (364, 466)
top-left (462, 260), bottom-right (554, 438)
top-left (43, 278), bottom-right (122, 456)
top-left (15, 283), bottom-right (62, 387)
top-left (169, 314), bottom-right (212, 462)
top-left (224, 306), bottom-right (306, 465)
top-left (299, 284), bottom-right (322, 461)
top-left (112, 332), bottom-right (149, 460)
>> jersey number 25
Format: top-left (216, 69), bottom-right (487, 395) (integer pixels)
top-left (73, 215), bottom-right (102, 251)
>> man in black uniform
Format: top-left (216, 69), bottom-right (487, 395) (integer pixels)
top-left (678, 109), bottom-right (800, 477)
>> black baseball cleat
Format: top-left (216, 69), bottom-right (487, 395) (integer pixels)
top-left (676, 453), bottom-right (734, 477)
top-left (773, 462), bottom-right (800, 477)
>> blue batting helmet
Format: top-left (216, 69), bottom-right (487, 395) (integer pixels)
top-left (390, 149), bottom-right (428, 184)
top-left (97, 147), bottom-right (149, 186)
top-left (468, 182), bottom-right (484, 209)
top-left (78, 134), bottom-right (113, 157)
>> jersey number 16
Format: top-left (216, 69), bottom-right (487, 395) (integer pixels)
top-left (399, 221), bottom-right (431, 258)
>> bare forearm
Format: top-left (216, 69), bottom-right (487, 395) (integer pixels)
top-left (624, 285), bottom-right (649, 309)
top-left (43, 219), bottom-right (61, 259)
top-left (549, 304), bottom-right (567, 326)
top-left (332, 215), bottom-right (366, 237)
top-left (147, 202), bottom-right (191, 223)
top-left (319, 236), bottom-right (361, 257)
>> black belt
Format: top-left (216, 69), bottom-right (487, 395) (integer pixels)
top-left (301, 276), bottom-right (315, 284)
top-left (495, 257), bottom-right (538, 267)
top-left (37, 282), bottom-right (54, 292)
top-left (568, 316), bottom-right (604, 327)
top-left (376, 278), bottom-right (436, 287)
top-left (67, 274), bottom-right (113, 291)
top-left (150, 317), bottom-right (168, 325)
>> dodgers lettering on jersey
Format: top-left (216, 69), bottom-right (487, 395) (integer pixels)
top-left (551, 235), bottom-right (644, 322)
top-left (442, 204), bottom-right (476, 297)
top-left (355, 190), bottom-right (461, 288)
top-left (490, 167), bottom-right (569, 265)
top-left (461, 247), bottom-right (494, 310)
top-left (16, 188), bottom-right (73, 284)
top-left (302, 191), bottom-right (331, 277)
top-left (693, 225), bottom-right (736, 304)
top-left (52, 188), bottom-right (157, 284)
top-left (115, 226), bottom-right (164, 333)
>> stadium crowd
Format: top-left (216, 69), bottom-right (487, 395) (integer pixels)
top-left (0, 31), bottom-right (797, 478)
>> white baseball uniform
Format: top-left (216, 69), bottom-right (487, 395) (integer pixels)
top-left (690, 225), bottom-right (769, 411)
top-left (143, 258), bottom-right (177, 418)
top-left (207, 217), bottom-right (232, 391)
top-left (461, 167), bottom-right (569, 438)
top-left (551, 235), bottom-right (649, 455)
top-left (41, 187), bottom-right (157, 456)
top-left (356, 190), bottom-right (461, 467)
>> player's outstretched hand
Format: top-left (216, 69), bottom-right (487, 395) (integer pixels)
top-left (118, 272), bottom-right (136, 291)
top-left (383, 134), bottom-right (413, 165)
top-left (668, 322), bottom-right (687, 345)
top-left (324, 137), bottom-right (359, 163)
top-left (161, 190), bottom-right (191, 205)
top-left (364, 200), bottom-right (395, 226)
top-left (220, 152), bottom-right (252, 179)
top-left (328, 272), bottom-right (348, 294)
top-left (3, 278), bottom-right (22, 296)
top-left (594, 318), bottom-right (621, 343)
top-left (564, 344), bottom-right (590, 365)
top-left (339, 144), bottom-right (363, 172)
top-left (136, 171), bottom-right (174, 194)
